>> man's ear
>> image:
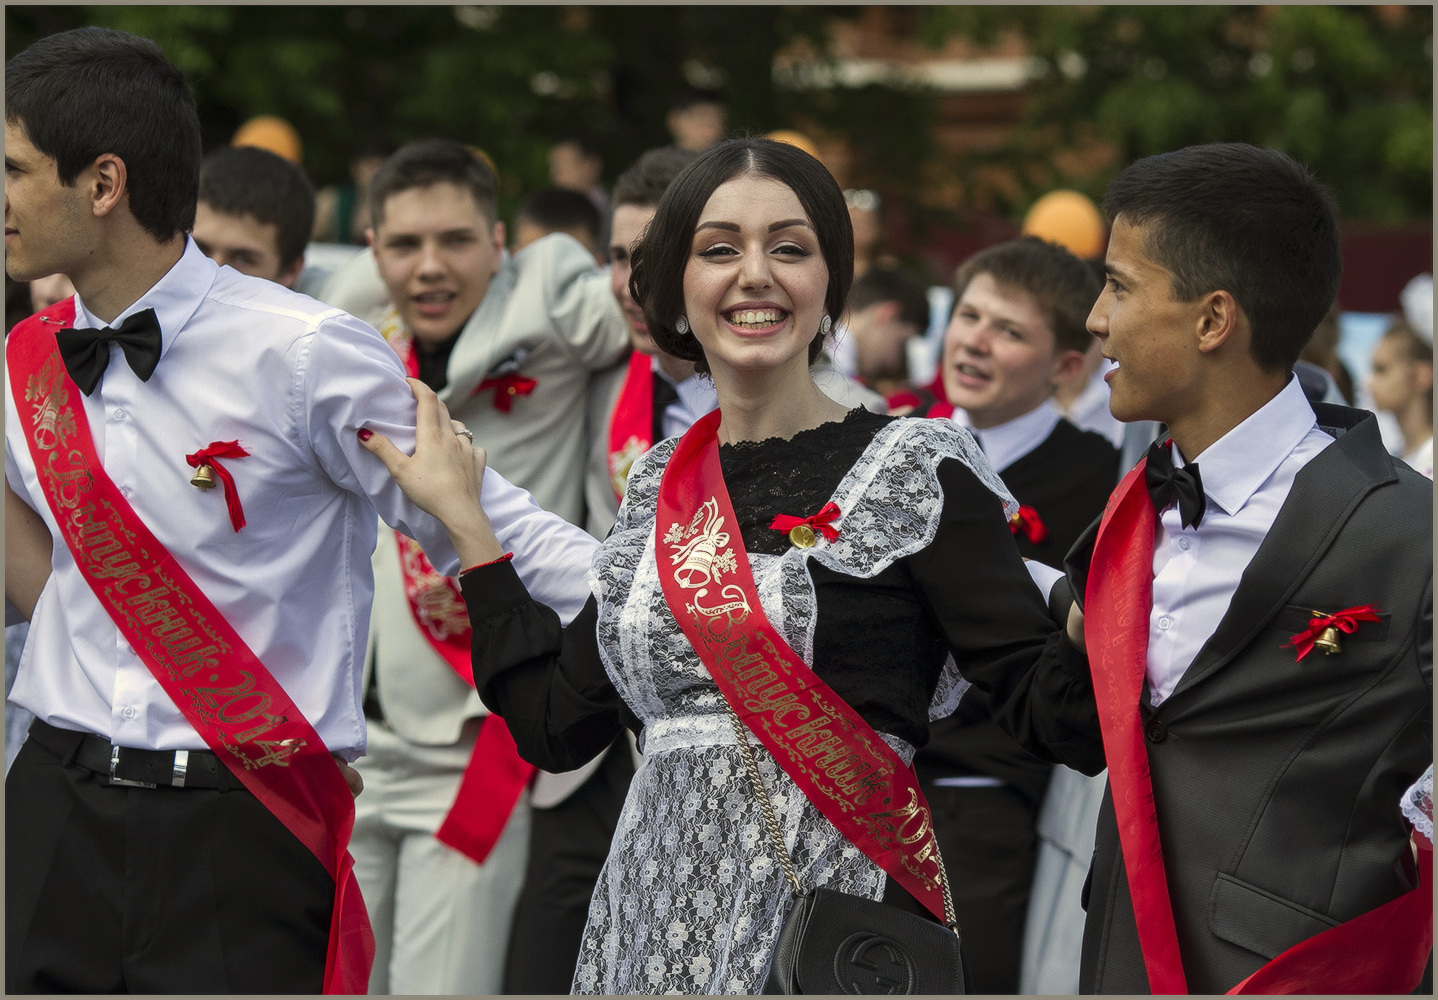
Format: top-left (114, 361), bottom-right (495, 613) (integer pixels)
top-left (365, 227), bottom-right (376, 249)
top-left (1050, 347), bottom-right (1088, 390)
top-left (1415, 360), bottom-right (1434, 394)
top-left (89, 153), bottom-right (128, 220)
top-left (490, 221), bottom-right (507, 271)
top-left (279, 255), bottom-right (305, 290)
top-left (1196, 289), bottom-right (1243, 355)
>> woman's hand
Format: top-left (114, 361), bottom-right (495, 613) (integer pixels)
top-left (359, 378), bottom-right (505, 568)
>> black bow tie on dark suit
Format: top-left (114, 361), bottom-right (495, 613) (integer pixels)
top-left (56, 308), bottom-right (163, 395)
top-left (1145, 440), bottom-right (1207, 528)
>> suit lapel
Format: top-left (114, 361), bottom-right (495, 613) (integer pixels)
top-left (1171, 407), bottom-right (1396, 697)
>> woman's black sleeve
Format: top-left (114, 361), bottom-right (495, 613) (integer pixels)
top-left (906, 457), bottom-right (1106, 775)
top-left (458, 560), bottom-right (624, 772)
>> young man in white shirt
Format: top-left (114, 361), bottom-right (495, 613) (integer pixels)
top-left (966, 143), bottom-right (1432, 994)
top-left (3, 28), bottom-right (597, 993)
top-left (913, 236), bottom-right (1117, 993)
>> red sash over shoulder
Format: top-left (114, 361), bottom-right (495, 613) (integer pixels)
top-left (655, 410), bottom-right (950, 921)
top-left (1087, 459), bottom-right (1433, 994)
top-left (378, 310), bottom-right (534, 865)
top-left (7, 303), bottom-right (373, 994)
top-left (608, 350), bottom-right (655, 501)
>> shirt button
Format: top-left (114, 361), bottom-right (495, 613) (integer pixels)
top-left (1158, 615), bottom-right (1172, 630)
top-left (113, 409), bottom-right (127, 421)
top-left (119, 486), bottom-right (132, 497)
top-left (1178, 537), bottom-right (1191, 551)
top-left (121, 706), bottom-right (137, 720)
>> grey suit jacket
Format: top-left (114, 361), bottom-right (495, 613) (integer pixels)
top-left (326, 233), bottom-right (627, 747)
top-left (1062, 404), bottom-right (1432, 994)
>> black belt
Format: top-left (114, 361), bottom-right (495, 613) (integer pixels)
top-left (27, 718), bottom-right (246, 790)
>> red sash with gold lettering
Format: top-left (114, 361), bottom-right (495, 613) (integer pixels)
top-left (7, 304), bottom-right (372, 994)
top-left (1087, 460), bottom-right (1433, 994)
top-left (607, 350), bottom-right (655, 501)
top-left (378, 310), bottom-right (535, 864)
top-left (655, 410), bottom-right (948, 921)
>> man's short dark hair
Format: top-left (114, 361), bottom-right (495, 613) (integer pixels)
top-left (1102, 142), bottom-right (1341, 372)
top-left (849, 263), bottom-right (931, 334)
top-left (516, 187), bottom-right (602, 248)
top-left (198, 147), bottom-right (316, 269)
top-left (612, 147), bottom-right (702, 211)
top-left (952, 236), bottom-right (1103, 355)
top-left (369, 139), bottom-right (499, 230)
top-left (6, 27), bottom-right (202, 242)
top-left (670, 86), bottom-right (726, 114)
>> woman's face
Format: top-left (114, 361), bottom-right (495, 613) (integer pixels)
top-left (1369, 333), bottom-right (1432, 414)
top-left (681, 173), bottom-right (829, 383)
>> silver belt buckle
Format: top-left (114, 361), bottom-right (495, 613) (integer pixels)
top-left (109, 745), bottom-right (157, 788)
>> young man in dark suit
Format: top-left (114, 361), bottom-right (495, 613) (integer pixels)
top-left (968, 142), bottom-right (1432, 994)
top-left (913, 236), bottom-right (1118, 993)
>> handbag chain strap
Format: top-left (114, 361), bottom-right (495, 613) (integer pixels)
top-left (720, 699), bottom-right (960, 934)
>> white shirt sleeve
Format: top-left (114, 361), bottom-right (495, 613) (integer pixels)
top-left (480, 466), bottom-right (599, 625)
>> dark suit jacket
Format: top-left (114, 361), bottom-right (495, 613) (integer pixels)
top-left (918, 418), bottom-right (1119, 803)
top-left (1056, 403), bottom-right (1433, 993)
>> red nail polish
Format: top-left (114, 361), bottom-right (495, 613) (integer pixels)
top-left (357, 428), bottom-right (373, 441)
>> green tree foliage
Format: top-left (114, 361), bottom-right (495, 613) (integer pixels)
top-left (918, 6), bottom-right (1433, 221)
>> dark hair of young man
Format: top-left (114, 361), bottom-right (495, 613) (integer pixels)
top-left (952, 236), bottom-right (1104, 355)
top-left (368, 138), bottom-right (499, 230)
top-left (611, 147), bottom-right (701, 211)
top-left (1101, 142), bottom-right (1341, 373)
top-left (849, 262), bottom-right (932, 334)
top-left (5, 26), bottom-right (202, 242)
top-left (630, 137), bottom-right (853, 375)
top-left (198, 146), bottom-right (317, 270)
top-left (669, 85), bottom-right (726, 114)
top-left (516, 187), bottom-right (602, 248)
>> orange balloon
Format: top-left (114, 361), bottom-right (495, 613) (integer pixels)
top-left (1021, 190), bottom-right (1106, 259)
top-left (232, 115), bottom-right (303, 165)
top-left (765, 129), bottom-right (822, 162)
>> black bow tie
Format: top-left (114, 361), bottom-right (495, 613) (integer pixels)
top-left (57, 308), bottom-right (163, 395)
top-left (1145, 440), bottom-right (1207, 529)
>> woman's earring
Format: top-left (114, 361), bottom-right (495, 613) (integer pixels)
top-left (819, 315), bottom-right (833, 337)
top-left (675, 317), bottom-right (689, 335)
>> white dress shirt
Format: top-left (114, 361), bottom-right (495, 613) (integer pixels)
top-left (1145, 376), bottom-right (1334, 705)
top-left (951, 398), bottom-right (1063, 474)
top-left (5, 240), bottom-right (595, 757)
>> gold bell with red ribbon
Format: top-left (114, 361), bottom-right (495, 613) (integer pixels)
top-left (189, 463), bottom-right (216, 490)
top-left (1313, 621), bottom-right (1342, 655)
top-left (788, 524), bottom-right (817, 548)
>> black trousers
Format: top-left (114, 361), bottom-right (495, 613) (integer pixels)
top-left (6, 730), bottom-right (334, 993)
top-left (922, 781), bottom-right (1043, 995)
top-left (501, 737), bottom-right (636, 994)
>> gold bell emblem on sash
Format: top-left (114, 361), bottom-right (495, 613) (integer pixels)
top-left (189, 463), bottom-right (216, 490)
top-left (1312, 620), bottom-right (1342, 655)
top-left (788, 524), bottom-right (817, 548)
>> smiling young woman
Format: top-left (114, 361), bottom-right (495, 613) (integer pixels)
top-left (360, 137), bottom-right (1093, 994)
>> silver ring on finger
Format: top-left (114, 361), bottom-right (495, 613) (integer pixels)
top-left (456, 428), bottom-right (474, 441)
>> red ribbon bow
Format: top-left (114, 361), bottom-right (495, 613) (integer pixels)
top-left (1009, 504), bottom-right (1049, 544)
top-left (185, 440), bottom-right (250, 532)
top-left (1283, 604), bottom-right (1383, 661)
top-left (769, 501), bottom-right (842, 542)
top-left (476, 373), bottom-right (538, 413)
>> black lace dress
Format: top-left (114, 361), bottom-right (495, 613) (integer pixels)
top-left (460, 408), bottom-right (1094, 993)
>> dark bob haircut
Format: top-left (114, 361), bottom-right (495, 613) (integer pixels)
top-left (1102, 142), bottom-right (1341, 374)
top-left (629, 137), bottom-right (853, 374)
top-left (6, 27), bottom-right (202, 242)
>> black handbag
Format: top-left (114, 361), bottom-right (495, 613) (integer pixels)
top-left (718, 700), bottom-right (967, 995)
top-left (762, 887), bottom-right (966, 994)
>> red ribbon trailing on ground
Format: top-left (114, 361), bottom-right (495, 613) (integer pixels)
top-left (1008, 504), bottom-right (1048, 544)
top-left (477, 372), bottom-right (538, 413)
top-left (185, 440), bottom-right (250, 532)
top-left (1282, 604), bottom-right (1383, 661)
top-left (769, 501), bottom-right (842, 541)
